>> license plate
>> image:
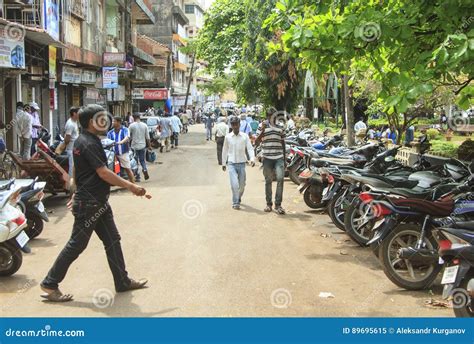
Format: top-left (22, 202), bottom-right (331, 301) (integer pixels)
top-left (441, 265), bottom-right (459, 285)
top-left (15, 231), bottom-right (29, 248)
top-left (322, 187), bottom-right (329, 196)
top-left (37, 202), bottom-right (45, 213)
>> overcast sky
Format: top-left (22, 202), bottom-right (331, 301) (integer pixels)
top-left (204, 0), bottom-right (214, 9)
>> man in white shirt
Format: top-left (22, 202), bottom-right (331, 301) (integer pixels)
top-left (222, 116), bottom-right (255, 210)
top-left (129, 114), bottom-right (151, 180)
top-left (64, 107), bottom-right (80, 176)
top-left (214, 115), bottom-right (229, 165)
top-left (15, 102), bottom-right (33, 160)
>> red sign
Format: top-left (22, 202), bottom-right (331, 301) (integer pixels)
top-left (132, 88), bottom-right (168, 100)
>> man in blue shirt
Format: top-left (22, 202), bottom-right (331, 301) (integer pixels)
top-left (107, 117), bottom-right (135, 182)
top-left (204, 113), bottom-right (214, 141)
top-left (170, 111), bottom-right (183, 148)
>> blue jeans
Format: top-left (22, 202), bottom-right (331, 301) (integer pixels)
top-left (134, 149), bottom-right (147, 173)
top-left (66, 149), bottom-right (74, 176)
top-left (262, 158), bottom-right (284, 207)
top-left (206, 127), bottom-right (212, 140)
top-left (228, 163), bottom-right (246, 206)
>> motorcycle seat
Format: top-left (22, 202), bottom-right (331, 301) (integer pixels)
top-left (390, 197), bottom-right (454, 217)
top-left (452, 221), bottom-right (474, 231)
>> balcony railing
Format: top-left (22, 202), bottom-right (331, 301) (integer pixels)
top-left (2, 0), bottom-right (42, 28)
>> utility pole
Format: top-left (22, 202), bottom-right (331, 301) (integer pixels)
top-left (184, 51), bottom-right (196, 109)
top-left (343, 74), bottom-right (355, 146)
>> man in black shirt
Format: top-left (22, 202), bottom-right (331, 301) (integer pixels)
top-left (40, 105), bottom-right (148, 302)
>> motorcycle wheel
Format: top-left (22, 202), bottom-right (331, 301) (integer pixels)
top-left (303, 185), bottom-right (325, 209)
top-left (0, 242), bottom-right (22, 276)
top-left (25, 214), bottom-right (44, 239)
top-left (327, 189), bottom-right (350, 231)
top-left (379, 226), bottom-right (441, 290)
top-left (344, 200), bottom-right (375, 246)
top-left (452, 271), bottom-right (474, 318)
top-left (289, 165), bottom-right (302, 185)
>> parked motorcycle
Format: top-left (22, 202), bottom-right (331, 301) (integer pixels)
top-left (364, 170), bottom-right (473, 290)
top-left (435, 224), bottom-right (474, 317)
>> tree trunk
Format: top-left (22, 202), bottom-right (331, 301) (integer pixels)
top-left (343, 74), bottom-right (355, 146)
top-left (184, 52), bottom-right (196, 110)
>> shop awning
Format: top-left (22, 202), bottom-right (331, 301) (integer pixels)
top-left (174, 61), bottom-right (187, 72)
top-left (25, 27), bottom-right (66, 48)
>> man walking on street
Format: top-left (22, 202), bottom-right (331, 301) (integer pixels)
top-left (15, 102), bottom-right (32, 160)
top-left (170, 111), bottom-right (183, 148)
top-left (222, 116), bottom-right (255, 210)
top-left (159, 112), bottom-right (172, 153)
top-left (129, 113), bottom-right (150, 181)
top-left (29, 102), bottom-right (42, 155)
top-left (64, 107), bottom-right (80, 177)
top-left (255, 107), bottom-right (286, 215)
top-left (40, 105), bottom-right (148, 302)
top-left (215, 115), bottom-right (228, 165)
top-left (204, 113), bottom-right (214, 141)
top-left (108, 117), bottom-right (135, 182)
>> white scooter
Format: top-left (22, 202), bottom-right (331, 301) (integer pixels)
top-left (0, 188), bottom-right (29, 276)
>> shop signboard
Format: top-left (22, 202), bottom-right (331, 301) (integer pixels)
top-left (62, 66), bottom-right (82, 83)
top-left (103, 52), bottom-right (126, 67)
top-left (43, 0), bottom-right (60, 41)
top-left (81, 70), bottom-right (97, 84)
top-left (0, 25), bottom-right (25, 68)
top-left (102, 67), bottom-right (118, 89)
top-left (132, 88), bottom-right (168, 100)
top-left (85, 88), bottom-right (99, 100)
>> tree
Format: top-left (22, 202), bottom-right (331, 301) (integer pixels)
top-left (196, 0), bottom-right (246, 75)
top-left (266, 0), bottom-right (474, 143)
top-left (197, 0), bottom-right (303, 112)
top-left (197, 76), bottom-right (233, 100)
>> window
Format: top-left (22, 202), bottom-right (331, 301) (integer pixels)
top-left (185, 5), bottom-right (194, 14)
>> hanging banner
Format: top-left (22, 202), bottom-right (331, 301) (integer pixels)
top-left (43, 0), bottom-right (60, 41)
top-left (0, 25), bottom-right (25, 69)
top-left (102, 67), bottom-right (118, 89)
top-left (48, 46), bottom-right (56, 89)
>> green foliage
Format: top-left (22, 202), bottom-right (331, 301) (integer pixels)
top-left (196, 0), bottom-right (246, 74)
top-left (426, 128), bottom-right (441, 140)
top-left (429, 140), bottom-right (459, 157)
top-left (265, 0), bottom-right (474, 142)
top-left (197, 76), bottom-right (233, 97)
top-left (197, 0), bottom-right (302, 111)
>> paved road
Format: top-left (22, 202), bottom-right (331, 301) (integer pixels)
top-left (0, 125), bottom-right (451, 317)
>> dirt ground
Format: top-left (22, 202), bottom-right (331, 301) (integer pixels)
top-left (0, 125), bottom-right (452, 317)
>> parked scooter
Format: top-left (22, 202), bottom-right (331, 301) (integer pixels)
top-left (0, 188), bottom-right (29, 276)
top-left (0, 178), bottom-right (48, 239)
